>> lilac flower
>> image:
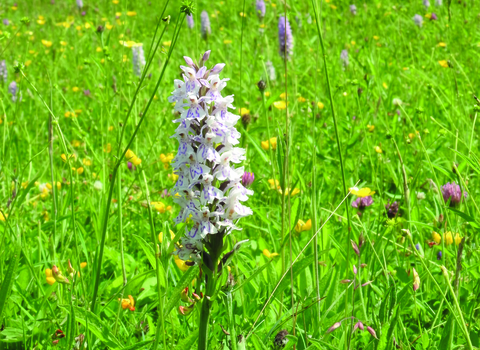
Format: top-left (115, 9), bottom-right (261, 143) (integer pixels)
top-left (442, 182), bottom-right (466, 206)
top-left (278, 16), bottom-right (294, 59)
top-left (241, 172), bottom-right (254, 187)
top-left (265, 61), bottom-right (276, 81)
top-left (171, 51), bottom-right (252, 262)
top-left (9, 81), bottom-right (21, 102)
top-left (76, 0), bottom-right (83, 9)
top-left (431, 13), bottom-right (438, 20)
top-left (385, 200), bottom-right (399, 218)
top-left (200, 11), bottom-right (211, 39)
top-left (415, 243), bottom-right (420, 250)
top-left (256, 0), bottom-right (266, 19)
top-left (132, 45), bottom-right (146, 78)
top-left (413, 14), bottom-right (423, 27)
top-left (351, 196), bottom-right (373, 210)
top-left (186, 14), bottom-right (194, 29)
top-left (2, 19), bottom-right (9, 26)
top-left (0, 60), bottom-right (6, 83)
top-left (81, 11), bottom-right (86, 16)
top-left (349, 4), bottom-right (357, 15)
top-left (340, 49), bottom-right (349, 69)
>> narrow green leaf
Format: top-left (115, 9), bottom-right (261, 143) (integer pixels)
top-left (174, 330), bottom-right (199, 349)
top-left (163, 265), bottom-right (199, 318)
top-left (0, 236), bottom-right (21, 320)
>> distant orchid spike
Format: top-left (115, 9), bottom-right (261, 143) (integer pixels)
top-left (413, 14), bottom-right (423, 27)
top-left (200, 10), bottom-right (211, 39)
top-left (278, 16), bottom-right (294, 59)
top-left (76, 0), bottom-right (83, 9)
top-left (265, 61), bottom-right (276, 81)
top-left (132, 45), bottom-right (146, 77)
top-left (186, 14), bottom-right (194, 29)
top-left (256, 0), bottom-right (266, 19)
top-left (340, 49), bottom-right (349, 69)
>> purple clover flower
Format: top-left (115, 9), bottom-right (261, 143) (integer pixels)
top-left (186, 14), bottom-right (194, 29)
top-left (431, 13), bottom-right (438, 20)
top-left (413, 14), bottom-right (423, 27)
top-left (352, 196), bottom-right (373, 210)
top-left (278, 16), bottom-right (294, 59)
top-left (132, 45), bottom-right (146, 78)
top-left (127, 161), bottom-right (136, 171)
top-left (0, 60), bottom-right (7, 83)
top-left (241, 172), bottom-right (255, 188)
top-left (442, 182), bottom-right (466, 206)
top-left (200, 11), bottom-right (211, 39)
top-left (385, 200), bottom-right (399, 219)
top-left (256, 0), bottom-right (266, 19)
top-left (349, 4), bottom-right (357, 15)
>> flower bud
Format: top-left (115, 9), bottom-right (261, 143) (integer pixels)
top-left (52, 265), bottom-right (70, 285)
top-left (412, 268), bottom-right (420, 291)
top-left (257, 79), bottom-right (267, 92)
top-left (183, 56), bottom-right (194, 67)
top-left (202, 50), bottom-right (211, 62)
top-left (350, 239), bottom-right (360, 256)
top-left (367, 326), bottom-right (377, 339)
top-left (352, 321), bottom-right (364, 332)
top-left (326, 322), bottom-right (341, 334)
top-left (211, 63), bottom-right (225, 75)
top-left (178, 304), bottom-right (195, 316)
top-left (180, 287), bottom-right (190, 302)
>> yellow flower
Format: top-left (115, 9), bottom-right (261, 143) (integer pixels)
top-left (37, 19), bottom-right (46, 25)
top-left (438, 42), bottom-right (447, 47)
top-left (0, 211), bottom-right (7, 222)
top-left (104, 143), bottom-right (112, 153)
top-left (116, 12), bottom-right (122, 17)
top-left (159, 230), bottom-right (175, 243)
top-left (373, 35), bottom-right (380, 40)
top-left (106, 23), bottom-right (114, 30)
top-left (269, 137), bottom-right (277, 150)
top-left (127, 11), bottom-right (137, 16)
top-left (119, 295), bottom-right (135, 311)
top-left (454, 233), bottom-right (462, 245)
top-left (61, 154), bottom-right (76, 162)
top-left (151, 201), bottom-right (166, 213)
top-left (261, 137), bottom-right (277, 151)
top-left (374, 146), bottom-right (383, 154)
top-left (263, 249), bottom-right (279, 259)
top-left (261, 140), bottom-right (270, 150)
top-left (273, 101), bottom-right (287, 109)
top-left (240, 107), bottom-right (250, 116)
top-left (349, 187), bottom-right (375, 197)
top-left (278, 187), bottom-right (300, 196)
top-left (432, 231), bottom-right (441, 244)
top-left (175, 257), bottom-right (190, 272)
top-left (163, 41), bottom-right (171, 47)
top-left (317, 102), bottom-right (325, 110)
top-left (280, 92), bottom-right (287, 100)
top-left (72, 87), bottom-right (80, 92)
top-left (268, 179), bottom-right (280, 190)
top-left (169, 172), bottom-right (179, 182)
top-left (445, 232), bottom-right (454, 245)
top-left (295, 219), bottom-right (312, 233)
top-left (424, 13), bottom-right (432, 19)
top-left (76, 167), bottom-right (84, 175)
top-left (264, 92), bottom-right (271, 97)
top-left (382, 82), bottom-right (388, 89)
top-left (438, 60), bottom-right (449, 68)
top-left (119, 40), bottom-right (141, 48)
top-left (297, 96), bottom-right (306, 103)
top-left (112, 0), bottom-right (119, 3)
top-left (41, 39), bottom-right (52, 47)
top-left (240, 12), bottom-right (246, 17)
top-left (367, 124), bottom-right (375, 132)
top-left (83, 158), bottom-right (92, 166)
top-left (80, 262), bottom-right (87, 269)
top-left (45, 269), bottom-right (56, 285)
top-left (223, 39), bottom-right (232, 44)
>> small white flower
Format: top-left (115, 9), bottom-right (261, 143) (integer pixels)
top-left (94, 180), bottom-right (103, 191)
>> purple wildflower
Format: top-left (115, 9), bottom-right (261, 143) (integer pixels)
top-left (200, 11), bottom-right (211, 39)
top-left (241, 172), bottom-right (255, 188)
top-left (385, 200), bottom-right (399, 219)
top-left (278, 16), bottom-right (294, 59)
top-left (127, 162), bottom-right (136, 171)
top-left (413, 14), bottom-right (423, 27)
top-left (256, 0), bottom-right (266, 19)
top-left (437, 251), bottom-right (442, 260)
top-left (0, 60), bottom-right (6, 83)
top-left (415, 243), bottom-right (420, 250)
top-left (81, 11), bottom-right (86, 16)
top-left (186, 14), bottom-right (194, 29)
top-left (132, 46), bottom-right (146, 78)
top-left (340, 49), bottom-right (349, 69)
top-left (435, 0), bottom-right (442, 5)
top-left (76, 0), bottom-right (83, 9)
top-left (442, 182), bottom-right (466, 206)
top-left (349, 4), bottom-right (357, 15)
top-left (3, 19), bottom-right (9, 26)
top-left (351, 196), bottom-right (373, 210)
top-left (423, 0), bottom-right (430, 7)
top-left (431, 13), bottom-right (438, 20)
top-left (83, 89), bottom-right (91, 96)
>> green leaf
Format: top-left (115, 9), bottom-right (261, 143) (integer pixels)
top-left (123, 340), bottom-right (154, 349)
top-left (283, 335), bottom-right (298, 350)
top-left (174, 330), bottom-right (199, 349)
top-left (0, 235), bottom-right (21, 321)
top-left (448, 208), bottom-right (480, 228)
top-left (439, 313), bottom-right (454, 350)
top-left (132, 234), bottom-right (156, 268)
top-left (163, 265), bottom-right (199, 318)
top-left (73, 306), bottom-right (123, 349)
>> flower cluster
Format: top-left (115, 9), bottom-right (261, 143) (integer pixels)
top-left (278, 16), bottom-right (294, 59)
top-left (441, 182), bottom-right (466, 206)
top-left (169, 51), bottom-right (253, 262)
